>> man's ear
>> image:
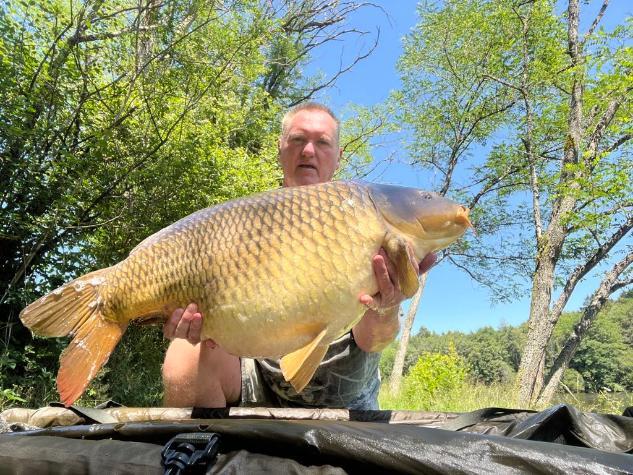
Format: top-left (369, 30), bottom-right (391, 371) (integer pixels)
top-left (277, 138), bottom-right (283, 162)
top-left (337, 147), bottom-right (343, 169)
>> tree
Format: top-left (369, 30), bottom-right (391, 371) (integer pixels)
top-left (538, 252), bottom-right (633, 403)
top-left (0, 0), bottom-right (379, 405)
top-left (394, 0), bottom-right (632, 406)
top-left (389, 274), bottom-right (426, 393)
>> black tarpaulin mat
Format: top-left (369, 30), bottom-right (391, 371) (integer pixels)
top-left (440, 405), bottom-right (633, 453)
top-left (2, 412), bottom-right (633, 473)
top-left (0, 435), bottom-right (346, 475)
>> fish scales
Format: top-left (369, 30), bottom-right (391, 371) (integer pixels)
top-left (19, 180), bottom-right (471, 405)
top-left (103, 182), bottom-right (382, 354)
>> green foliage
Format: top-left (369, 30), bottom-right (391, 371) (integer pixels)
top-left (380, 293), bottom-right (633, 412)
top-left (552, 295), bottom-right (633, 392)
top-left (394, 0), bottom-right (632, 406)
top-left (399, 345), bottom-right (468, 411)
top-left (378, 341), bottom-right (397, 378)
top-left (380, 379), bottom-right (520, 412)
top-left (459, 327), bottom-right (518, 384)
top-left (0, 338), bottom-right (63, 408)
top-left (0, 0), bottom-right (381, 408)
top-left (381, 380), bottom-right (632, 414)
top-left (394, 0), bottom-right (632, 292)
top-left (104, 326), bottom-right (168, 406)
top-left (395, 324), bottom-right (525, 385)
top-left (561, 368), bottom-right (585, 393)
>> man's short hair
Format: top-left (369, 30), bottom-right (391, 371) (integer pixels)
top-left (281, 102), bottom-right (340, 143)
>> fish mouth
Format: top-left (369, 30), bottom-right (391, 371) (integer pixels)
top-left (455, 206), bottom-right (475, 235)
top-left (416, 205), bottom-right (474, 238)
top-left (456, 206), bottom-right (471, 226)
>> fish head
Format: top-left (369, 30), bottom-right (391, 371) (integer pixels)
top-left (368, 183), bottom-right (472, 257)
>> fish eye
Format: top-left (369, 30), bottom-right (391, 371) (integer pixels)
top-left (421, 193), bottom-right (433, 200)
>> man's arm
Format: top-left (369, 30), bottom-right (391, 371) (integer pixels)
top-left (352, 252), bottom-right (437, 353)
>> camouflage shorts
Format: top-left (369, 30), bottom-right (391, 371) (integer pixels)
top-left (240, 331), bottom-right (381, 410)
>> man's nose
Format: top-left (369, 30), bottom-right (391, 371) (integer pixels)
top-left (301, 141), bottom-right (315, 157)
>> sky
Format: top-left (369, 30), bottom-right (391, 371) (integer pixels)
top-left (306, 1), bottom-right (632, 335)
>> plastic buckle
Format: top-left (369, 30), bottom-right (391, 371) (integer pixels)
top-left (161, 432), bottom-right (221, 475)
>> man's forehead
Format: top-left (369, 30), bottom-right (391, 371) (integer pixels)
top-left (287, 110), bottom-right (337, 132)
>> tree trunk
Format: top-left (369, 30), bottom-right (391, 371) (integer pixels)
top-left (388, 273), bottom-right (427, 394)
top-left (516, 0), bottom-right (584, 407)
top-left (537, 251), bottom-right (633, 405)
top-left (516, 213), bottom-right (567, 405)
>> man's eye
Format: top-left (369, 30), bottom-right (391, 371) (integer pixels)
top-left (291, 136), bottom-right (305, 144)
top-left (318, 139), bottom-right (331, 146)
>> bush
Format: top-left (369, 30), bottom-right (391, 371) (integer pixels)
top-left (0, 325), bottom-right (167, 410)
top-left (401, 345), bottom-right (468, 410)
top-left (0, 338), bottom-right (62, 409)
top-left (379, 343), bottom-right (397, 378)
top-left (561, 368), bottom-right (585, 393)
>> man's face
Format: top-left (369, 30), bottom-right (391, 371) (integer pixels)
top-left (279, 109), bottom-right (342, 187)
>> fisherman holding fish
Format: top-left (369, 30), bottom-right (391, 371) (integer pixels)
top-left (161, 103), bottom-right (437, 410)
top-left (21, 102), bottom-right (470, 407)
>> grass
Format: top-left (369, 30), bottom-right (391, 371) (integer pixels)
top-left (379, 381), bottom-right (633, 415)
top-left (379, 381), bottom-right (520, 413)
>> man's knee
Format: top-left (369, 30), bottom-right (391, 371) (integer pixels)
top-left (162, 338), bottom-right (200, 383)
top-left (162, 339), bottom-right (241, 407)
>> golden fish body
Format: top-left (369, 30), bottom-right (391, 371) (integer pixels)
top-left (20, 181), bottom-right (471, 405)
top-left (108, 182), bottom-right (384, 357)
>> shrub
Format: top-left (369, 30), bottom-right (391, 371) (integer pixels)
top-left (401, 345), bottom-right (468, 410)
top-left (561, 368), bottom-right (585, 393)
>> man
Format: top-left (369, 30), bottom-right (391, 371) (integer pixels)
top-left (162, 102), bottom-right (435, 409)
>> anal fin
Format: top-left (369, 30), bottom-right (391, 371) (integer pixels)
top-left (280, 328), bottom-right (328, 393)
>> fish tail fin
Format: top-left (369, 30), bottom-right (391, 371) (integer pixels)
top-left (19, 267), bottom-right (126, 406)
top-left (57, 316), bottom-right (127, 406)
top-left (20, 267), bottom-right (112, 337)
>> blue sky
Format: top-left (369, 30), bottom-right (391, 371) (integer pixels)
top-left (306, 1), bottom-right (632, 334)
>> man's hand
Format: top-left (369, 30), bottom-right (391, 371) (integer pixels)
top-left (359, 250), bottom-right (437, 313)
top-left (353, 250), bottom-right (437, 353)
top-left (163, 303), bottom-right (217, 348)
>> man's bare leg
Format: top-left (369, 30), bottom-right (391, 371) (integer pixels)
top-left (162, 339), bottom-right (241, 407)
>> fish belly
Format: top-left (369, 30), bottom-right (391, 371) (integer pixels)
top-left (107, 182), bottom-right (387, 357)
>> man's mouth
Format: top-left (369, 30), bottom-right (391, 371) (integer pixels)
top-left (298, 164), bottom-right (317, 171)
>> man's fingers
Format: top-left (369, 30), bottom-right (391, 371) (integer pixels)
top-left (184, 302), bottom-right (199, 316)
top-left (172, 303), bottom-right (198, 340)
top-left (419, 252), bottom-right (437, 274)
top-left (359, 293), bottom-right (382, 313)
top-left (173, 316), bottom-right (190, 340)
top-left (187, 312), bottom-right (203, 344)
top-left (373, 254), bottom-right (396, 301)
top-left (163, 307), bottom-right (184, 339)
top-left (377, 249), bottom-right (398, 280)
top-left (359, 294), bottom-right (376, 307)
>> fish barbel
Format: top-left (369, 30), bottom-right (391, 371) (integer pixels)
top-left (20, 181), bottom-right (472, 406)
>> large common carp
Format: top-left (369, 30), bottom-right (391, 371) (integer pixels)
top-left (20, 181), bottom-right (471, 406)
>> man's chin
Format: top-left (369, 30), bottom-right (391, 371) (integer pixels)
top-left (289, 174), bottom-right (321, 187)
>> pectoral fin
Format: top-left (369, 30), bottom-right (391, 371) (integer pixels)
top-left (384, 233), bottom-right (420, 298)
top-left (280, 328), bottom-right (328, 393)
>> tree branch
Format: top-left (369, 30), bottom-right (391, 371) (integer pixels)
top-left (582, 0), bottom-right (609, 46)
top-left (538, 249), bottom-right (633, 405)
top-left (550, 214), bottom-right (633, 323)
